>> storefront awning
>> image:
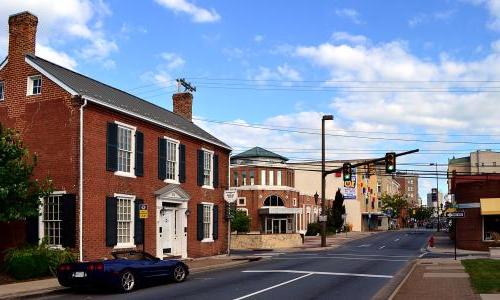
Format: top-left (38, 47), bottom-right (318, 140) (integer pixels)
top-left (259, 207), bottom-right (302, 215)
top-left (480, 198), bottom-right (500, 215)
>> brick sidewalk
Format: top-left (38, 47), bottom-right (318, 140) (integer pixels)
top-left (393, 258), bottom-right (480, 300)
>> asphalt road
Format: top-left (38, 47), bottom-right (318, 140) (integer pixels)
top-left (40, 230), bottom-right (432, 300)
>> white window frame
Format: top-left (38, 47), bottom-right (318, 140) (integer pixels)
top-left (114, 193), bottom-right (136, 249)
top-left (164, 137), bottom-right (180, 184)
top-left (0, 81), bottom-right (4, 101)
top-left (276, 170), bottom-right (282, 186)
top-left (269, 170), bottom-right (274, 186)
top-left (39, 191), bottom-right (66, 248)
top-left (202, 148), bottom-right (214, 189)
top-left (201, 202), bottom-right (214, 242)
top-left (237, 197), bottom-right (246, 207)
top-left (114, 121), bottom-right (136, 178)
top-left (250, 171), bottom-right (255, 185)
top-left (27, 75), bottom-right (42, 96)
top-left (233, 171), bottom-right (239, 186)
top-left (242, 171), bottom-right (247, 185)
top-left (260, 170), bottom-right (266, 185)
top-left (237, 208), bottom-right (249, 215)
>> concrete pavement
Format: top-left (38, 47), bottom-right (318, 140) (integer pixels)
top-left (37, 230), bottom-right (432, 300)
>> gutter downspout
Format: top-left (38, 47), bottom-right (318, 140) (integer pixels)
top-left (79, 98), bottom-right (88, 262)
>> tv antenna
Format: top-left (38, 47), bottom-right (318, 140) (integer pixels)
top-left (176, 78), bottom-right (196, 93)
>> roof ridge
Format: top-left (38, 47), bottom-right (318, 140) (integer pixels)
top-left (27, 54), bottom-right (180, 119)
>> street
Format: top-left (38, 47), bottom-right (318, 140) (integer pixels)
top-left (41, 231), bottom-right (432, 300)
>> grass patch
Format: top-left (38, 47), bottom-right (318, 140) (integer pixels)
top-left (462, 259), bottom-right (500, 294)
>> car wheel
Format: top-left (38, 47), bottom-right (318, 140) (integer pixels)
top-left (172, 265), bottom-right (187, 283)
top-left (120, 270), bottom-right (136, 292)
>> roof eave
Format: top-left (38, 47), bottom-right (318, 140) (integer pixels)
top-left (0, 57), bottom-right (8, 71)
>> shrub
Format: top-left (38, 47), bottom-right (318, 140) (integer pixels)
top-left (231, 210), bottom-right (250, 233)
top-left (4, 241), bottom-right (76, 280)
top-left (306, 222), bottom-right (321, 236)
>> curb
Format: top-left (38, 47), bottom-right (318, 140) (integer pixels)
top-left (372, 259), bottom-right (417, 300)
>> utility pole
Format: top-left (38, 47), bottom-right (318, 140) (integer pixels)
top-left (430, 163), bottom-right (440, 232)
top-left (321, 115), bottom-right (333, 247)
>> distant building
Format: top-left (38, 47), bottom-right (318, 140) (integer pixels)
top-left (426, 191), bottom-right (443, 210)
top-left (394, 175), bottom-right (419, 207)
top-left (448, 150), bottom-right (500, 192)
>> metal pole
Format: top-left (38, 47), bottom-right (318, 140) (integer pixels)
top-left (436, 163), bottom-right (440, 232)
top-left (454, 218), bottom-right (457, 260)
top-left (228, 218), bottom-right (231, 256)
top-left (321, 118), bottom-right (326, 247)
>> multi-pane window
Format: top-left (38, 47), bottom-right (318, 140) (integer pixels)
top-left (250, 171), bottom-right (255, 185)
top-left (117, 126), bottom-right (133, 173)
top-left (203, 151), bottom-right (212, 186)
top-left (242, 171), bottom-right (247, 185)
top-left (203, 204), bottom-right (213, 240)
top-left (276, 171), bottom-right (282, 186)
top-left (0, 81), bottom-right (4, 100)
top-left (117, 197), bottom-right (133, 245)
top-left (260, 170), bottom-right (266, 185)
top-left (43, 195), bottom-right (62, 246)
top-left (28, 75), bottom-right (42, 95)
top-left (269, 170), bottom-right (274, 186)
top-left (166, 140), bottom-right (178, 181)
top-left (233, 171), bottom-right (238, 186)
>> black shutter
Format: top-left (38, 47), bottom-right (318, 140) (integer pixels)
top-left (106, 123), bottom-right (118, 172)
top-left (213, 205), bottom-right (219, 240)
top-left (158, 138), bottom-right (167, 180)
top-left (179, 144), bottom-right (186, 183)
top-left (106, 197), bottom-right (118, 247)
top-left (197, 204), bottom-right (204, 241)
top-left (197, 150), bottom-right (204, 186)
top-left (61, 194), bottom-right (76, 248)
top-left (25, 216), bottom-right (39, 245)
top-left (135, 131), bottom-right (144, 177)
top-left (134, 199), bottom-right (144, 245)
top-left (213, 154), bottom-right (219, 188)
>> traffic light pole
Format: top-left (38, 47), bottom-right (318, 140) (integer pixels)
top-left (321, 116), bottom-right (333, 248)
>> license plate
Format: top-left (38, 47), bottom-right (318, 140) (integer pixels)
top-left (72, 271), bottom-right (86, 278)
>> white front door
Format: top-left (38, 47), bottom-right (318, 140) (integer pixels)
top-left (159, 209), bottom-right (174, 255)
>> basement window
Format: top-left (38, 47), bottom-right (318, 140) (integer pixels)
top-left (27, 75), bottom-right (42, 95)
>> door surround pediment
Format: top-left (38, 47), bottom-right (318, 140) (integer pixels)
top-left (155, 184), bottom-right (190, 203)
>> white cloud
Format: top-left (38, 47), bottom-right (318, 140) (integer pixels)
top-left (254, 35), bottom-right (264, 43)
top-left (36, 44), bottom-right (77, 70)
top-left (141, 52), bottom-right (185, 88)
top-left (335, 8), bottom-right (363, 24)
top-left (253, 64), bottom-right (301, 84)
top-left (467, 0), bottom-right (500, 30)
top-left (331, 32), bottom-right (368, 45)
top-left (161, 52), bottom-right (186, 69)
top-left (154, 0), bottom-right (220, 23)
top-left (295, 38), bottom-right (500, 133)
top-left (408, 10), bottom-right (455, 28)
top-left (0, 0), bottom-right (117, 68)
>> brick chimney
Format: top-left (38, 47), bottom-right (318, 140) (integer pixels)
top-left (172, 92), bottom-right (193, 121)
top-left (8, 11), bottom-right (38, 62)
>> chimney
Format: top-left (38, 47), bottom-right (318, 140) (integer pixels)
top-left (8, 11), bottom-right (38, 62)
top-left (172, 92), bottom-right (193, 121)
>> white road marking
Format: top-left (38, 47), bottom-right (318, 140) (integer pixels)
top-left (378, 245), bottom-right (386, 249)
top-left (272, 256), bottom-right (408, 262)
top-left (394, 238), bottom-right (400, 242)
top-left (243, 270), bottom-right (393, 279)
top-left (253, 252), bottom-right (284, 256)
top-left (419, 252), bottom-right (428, 258)
top-left (356, 244), bottom-right (371, 248)
top-left (326, 253), bottom-right (415, 258)
top-left (233, 273), bottom-right (313, 300)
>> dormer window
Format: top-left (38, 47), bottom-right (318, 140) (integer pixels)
top-left (27, 75), bottom-right (42, 95)
top-left (0, 81), bottom-right (4, 100)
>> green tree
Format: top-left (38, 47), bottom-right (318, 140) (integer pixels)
top-left (0, 124), bottom-right (52, 222)
top-left (413, 206), bottom-right (434, 221)
top-left (380, 193), bottom-right (408, 219)
top-left (231, 210), bottom-right (250, 233)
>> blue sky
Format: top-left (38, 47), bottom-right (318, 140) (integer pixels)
top-left (1, 0), bottom-right (500, 202)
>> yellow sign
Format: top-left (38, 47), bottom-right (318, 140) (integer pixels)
top-left (139, 210), bottom-right (148, 219)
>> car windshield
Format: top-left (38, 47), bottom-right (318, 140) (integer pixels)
top-left (112, 251), bottom-right (156, 260)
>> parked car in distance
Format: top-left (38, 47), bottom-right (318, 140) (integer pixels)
top-left (57, 250), bottom-right (189, 292)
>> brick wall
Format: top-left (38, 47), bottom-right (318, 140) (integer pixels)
top-left (82, 103), bottom-right (229, 259)
top-left (172, 92), bottom-right (192, 121)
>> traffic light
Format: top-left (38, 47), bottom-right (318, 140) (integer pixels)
top-left (342, 162), bottom-right (352, 182)
top-left (385, 152), bottom-right (396, 173)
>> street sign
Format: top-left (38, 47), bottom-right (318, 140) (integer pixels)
top-left (224, 190), bottom-right (238, 203)
top-left (139, 204), bottom-right (148, 219)
top-left (446, 210), bottom-right (465, 218)
top-left (319, 215), bottom-right (327, 222)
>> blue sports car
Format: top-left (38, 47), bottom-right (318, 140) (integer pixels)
top-left (57, 251), bottom-right (189, 292)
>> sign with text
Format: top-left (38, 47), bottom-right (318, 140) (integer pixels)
top-left (224, 190), bottom-right (238, 203)
top-left (139, 204), bottom-right (148, 219)
top-left (446, 210), bottom-right (465, 218)
top-left (343, 169), bottom-right (357, 200)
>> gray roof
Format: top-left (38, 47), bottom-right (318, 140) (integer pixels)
top-left (449, 156), bottom-right (470, 164)
top-left (232, 147), bottom-right (288, 161)
top-left (25, 54), bottom-right (230, 150)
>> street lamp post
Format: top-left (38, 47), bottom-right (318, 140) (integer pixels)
top-left (430, 163), bottom-right (440, 232)
top-left (321, 115), bottom-right (334, 247)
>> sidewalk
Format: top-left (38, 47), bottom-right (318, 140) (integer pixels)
top-left (427, 231), bottom-right (489, 257)
top-left (294, 231), bottom-right (378, 251)
top-left (0, 255), bottom-right (260, 299)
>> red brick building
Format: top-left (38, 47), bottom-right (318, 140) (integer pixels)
top-left (230, 147), bottom-right (324, 234)
top-left (450, 174), bottom-right (500, 251)
top-left (0, 12), bottom-right (231, 261)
